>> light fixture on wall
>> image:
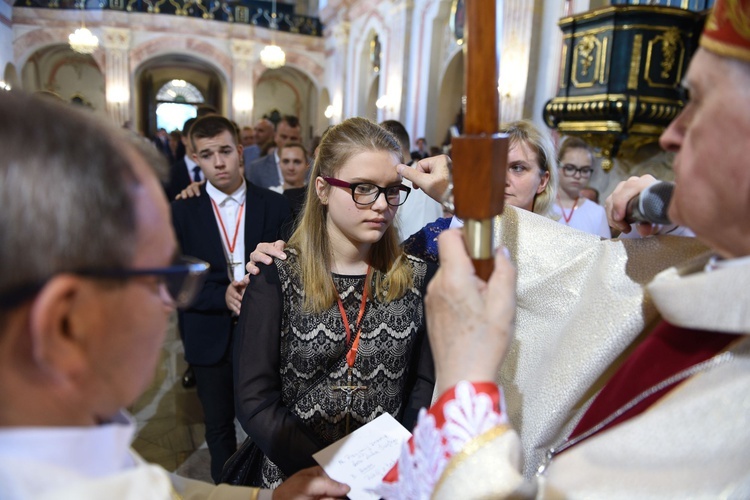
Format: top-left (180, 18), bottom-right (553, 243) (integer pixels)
top-left (260, 0), bottom-right (286, 69)
top-left (376, 94), bottom-right (396, 113)
top-left (324, 105), bottom-right (334, 119)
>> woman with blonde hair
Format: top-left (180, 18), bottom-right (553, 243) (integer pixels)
top-left (404, 119), bottom-right (559, 260)
top-left (234, 117), bottom-right (436, 488)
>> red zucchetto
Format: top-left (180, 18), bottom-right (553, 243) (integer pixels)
top-left (700, 0), bottom-right (750, 62)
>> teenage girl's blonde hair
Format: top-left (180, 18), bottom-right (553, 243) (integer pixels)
top-left (500, 120), bottom-right (559, 219)
top-left (288, 117), bottom-right (413, 312)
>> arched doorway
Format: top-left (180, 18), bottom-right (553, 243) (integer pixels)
top-left (436, 50), bottom-right (464, 152)
top-left (21, 44), bottom-right (105, 116)
top-left (318, 87), bottom-right (332, 134)
top-left (155, 79), bottom-right (205, 133)
top-left (255, 65), bottom-right (318, 145)
top-left (3, 63), bottom-right (20, 91)
top-left (135, 55), bottom-right (225, 139)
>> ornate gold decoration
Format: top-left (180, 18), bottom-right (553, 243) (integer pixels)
top-left (572, 35), bottom-right (602, 88)
top-left (235, 6), bottom-right (249, 23)
top-left (659, 27), bottom-right (681, 78)
top-left (578, 35), bottom-right (597, 76)
top-left (599, 36), bottom-right (608, 84)
top-left (628, 34), bottom-right (642, 90)
top-left (220, 1), bottom-right (233, 22)
top-left (168, 0), bottom-right (189, 15)
top-left (190, 0), bottom-right (220, 20)
top-left (645, 31), bottom-right (685, 88)
top-left (559, 43), bottom-right (568, 88)
top-left (143, 0), bottom-right (167, 13)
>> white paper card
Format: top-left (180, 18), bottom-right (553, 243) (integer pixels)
top-left (313, 413), bottom-right (412, 500)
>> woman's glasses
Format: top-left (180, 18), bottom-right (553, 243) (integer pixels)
top-left (323, 177), bottom-right (411, 206)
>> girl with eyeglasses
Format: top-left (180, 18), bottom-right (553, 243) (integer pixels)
top-left (553, 137), bottom-right (611, 238)
top-left (233, 117), bottom-right (436, 488)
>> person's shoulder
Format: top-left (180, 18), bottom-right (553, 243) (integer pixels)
top-left (170, 186), bottom-right (207, 211)
top-left (247, 182), bottom-right (290, 206)
top-left (248, 154), bottom-right (272, 167)
top-left (273, 248), bottom-right (301, 280)
top-left (404, 254), bottom-right (437, 284)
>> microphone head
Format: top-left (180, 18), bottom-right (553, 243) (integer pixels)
top-left (638, 181), bottom-right (674, 225)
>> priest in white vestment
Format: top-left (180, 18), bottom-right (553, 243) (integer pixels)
top-left (380, 0), bottom-right (750, 497)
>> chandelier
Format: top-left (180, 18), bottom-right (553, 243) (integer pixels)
top-left (261, 0), bottom-right (285, 69)
top-left (260, 44), bottom-right (285, 69)
top-left (69, 26), bottom-right (99, 54)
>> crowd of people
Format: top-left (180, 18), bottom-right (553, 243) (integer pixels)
top-left (2, 0), bottom-right (749, 498)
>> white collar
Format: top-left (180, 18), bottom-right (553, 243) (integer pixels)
top-left (184, 155), bottom-right (197, 169)
top-left (206, 179), bottom-right (247, 205)
top-left (0, 410), bottom-right (137, 477)
top-left (705, 254), bottom-right (750, 272)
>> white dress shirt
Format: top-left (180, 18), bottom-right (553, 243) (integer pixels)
top-left (206, 180), bottom-right (247, 282)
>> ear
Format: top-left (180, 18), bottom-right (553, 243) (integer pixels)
top-left (315, 176), bottom-right (329, 204)
top-left (536, 170), bottom-right (550, 194)
top-left (28, 276), bottom-right (90, 382)
top-left (236, 143), bottom-right (244, 157)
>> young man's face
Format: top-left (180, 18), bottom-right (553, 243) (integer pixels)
top-left (275, 121), bottom-right (302, 150)
top-left (192, 129), bottom-right (244, 194)
top-left (279, 146), bottom-right (309, 188)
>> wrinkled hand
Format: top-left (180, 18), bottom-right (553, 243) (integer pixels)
top-left (397, 154), bottom-right (452, 203)
top-left (426, 230), bottom-right (516, 396)
top-left (272, 466), bottom-right (350, 500)
top-left (225, 280), bottom-right (246, 315)
top-left (175, 180), bottom-right (205, 200)
top-left (605, 174), bottom-right (659, 236)
top-left (243, 240), bottom-right (288, 285)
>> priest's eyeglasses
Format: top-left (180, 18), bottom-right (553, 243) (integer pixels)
top-left (323, 177), bottom-right (411, 206)
top-left (0, 256), bottom-right (210, 310)
top-left (560, 164), bottom-right (594, 178)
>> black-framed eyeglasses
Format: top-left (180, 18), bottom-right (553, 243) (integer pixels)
top-left (0, 255), bottom-right (210, 311)
top-left (560, 164), bottom-right (593, 178)
top-left (323, 177), bottom-right (411, 206)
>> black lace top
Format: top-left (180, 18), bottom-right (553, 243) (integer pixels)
top-left (234, 249), bottom-right (436, 488)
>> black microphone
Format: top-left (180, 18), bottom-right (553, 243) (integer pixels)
top-left (625, 181), bottom-right (674, 225)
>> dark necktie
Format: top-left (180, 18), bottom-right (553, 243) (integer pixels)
top-left (192, 166), bottom-right (202, 182)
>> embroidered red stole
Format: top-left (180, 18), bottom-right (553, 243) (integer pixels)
top-left (567, 320), bottom-right (738, 444)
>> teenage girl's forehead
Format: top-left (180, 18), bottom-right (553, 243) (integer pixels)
top-left (336, 150), bottom-right (401, 180)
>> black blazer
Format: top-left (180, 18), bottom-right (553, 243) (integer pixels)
top-left (171, 181), bottom-right (292, 366)
top-left (164, 158), bottom-right (193, 201)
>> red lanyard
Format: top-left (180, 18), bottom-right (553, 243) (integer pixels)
top-left (210, 197), bottom-right (245, 254)
top-left (559, 196), bottom-right (578, 224)
top-left (335, 266), bottom-right (372, 368)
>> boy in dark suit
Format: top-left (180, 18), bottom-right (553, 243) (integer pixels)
top-left (171, 115), bottom-right (291, 482)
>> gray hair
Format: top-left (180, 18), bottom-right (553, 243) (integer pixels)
top-left (0, 92), bottom-right (159, 300)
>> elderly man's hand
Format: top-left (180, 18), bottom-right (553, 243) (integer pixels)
top-left (426, 230), bottom-right (516, 396)
top-left (175, 180), bottom-right (205, 200)
top-left (397, 154), bottom-right (452, 204)
top-left (605, 174), bottom-right (660, 236)
top-left (272, 466), bottom-right (350, 499)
